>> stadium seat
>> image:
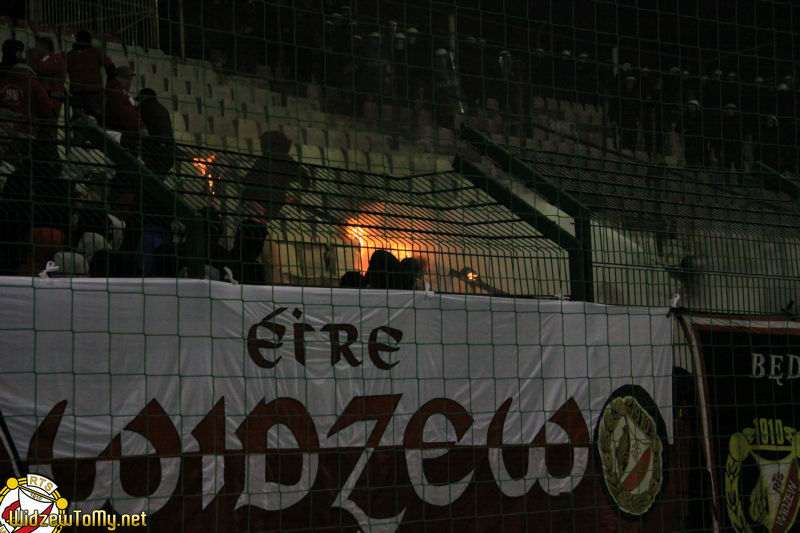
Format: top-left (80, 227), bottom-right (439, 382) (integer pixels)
top-left (297, 145), bottom-right (324, 166)
top-left (351, 130), bottom-right (372, 152)
top-left (184, 112), bottom-right (208, 137)
top-left (437, 127), bottom-right (457, 149)
top-left (211, 116), bottom-right (236, 137)
top-left (212, 82), bottom-right (237, 103)
top-left (412, 153), bottom-right (437, 174)
top-left (251, 87), bottom-right (270, 107)
top-left (369, 152), bottom-right (392, 174)
top-left (176, 97), bottom-right (199, 117)
top-left (390, 152), bottom-right (412, 176)
top-left (171, 111), bottom-right (188, 133)
top-left (435, 157), bottom-right (453, 173)
top-left (237, 118), bottom-right (260, 142)
top-left (325, 148), bottom-right (346, 168)
top-left (345, 149), bottom-right (370, 172)
top-left (286, 95), bottom-right (320, 113)
top-left (0, 25), bottom-right (12, 45)
top-left (303, 127), bottom-right (327, 147)
top-left (327, 129), bottom-right (349, 150)
top-left (174, 131), bottom-right (194, 145)
top-left (280, 123), bottom-right (304, 147)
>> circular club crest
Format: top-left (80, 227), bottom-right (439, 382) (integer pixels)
top-left (597, 393), bottom-right (664, 516)
top-left (0, 475), bottom-right (68, 533)
top-left (726, 421), bottom-right (800, 532)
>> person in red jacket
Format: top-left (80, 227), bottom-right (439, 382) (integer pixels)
top-left (66, 30), bottom-right (115, 118)
top-left (29, 36), bottom-right (65, 116)
top-left (104, 65), bottom-right (147, 145)
top-left (0, 39), bottom-right (53, 137)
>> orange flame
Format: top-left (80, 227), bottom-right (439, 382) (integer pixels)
top-left (345, 221), bottom-right (411, 271)
top-left (193, 154), bottom-right (217, 194)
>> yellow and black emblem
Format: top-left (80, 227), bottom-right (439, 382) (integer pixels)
top-left (598, 395), bottom-right (663, 516)
top-left (726, 418), bottom-right (800, 532)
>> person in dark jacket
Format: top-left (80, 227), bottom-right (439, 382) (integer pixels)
top-left (610, 74), bottom-right (640, 154)
top-left (0, 39), bottom-right (52, 137)
top-left (241, 130), bottom-right (311, 221)
top-left (721, 103), bottom-right (742, 171)
top-left (339, 271), bottom-right (365, 288)
top-left (682, 99), bottom-right (704, 167)
top-left (227, 218), bottom-right (269, 285)
top-left (137, 88), bottom-right (174, 175)
top-left (365, 249), bottom-right (401, 289)
top-left (29, 36), bottom-right (65, 117)
top-left (758, 115), bottom-right (780, 171)
top-left (575, 52), bottom-right (597, 106)
top-left (66, 30), bottom-right (115, 118)
top-left (104, 65), bottom-right (146, 146)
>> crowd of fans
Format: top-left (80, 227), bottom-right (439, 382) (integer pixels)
top-left (1, 22), bottom-right (798, 282)
top-left (606, 63), bottom-right (798, 172)
top-left (183, 3), bottom-right (798, 174)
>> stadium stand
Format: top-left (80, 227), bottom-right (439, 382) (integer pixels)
top-left (0, 3), bottom-right (798, 311)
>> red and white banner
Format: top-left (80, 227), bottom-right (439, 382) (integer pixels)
top-left (0, 278), bottom-right (676, 531)
top-left (682, 315), bottom-right (800, 532)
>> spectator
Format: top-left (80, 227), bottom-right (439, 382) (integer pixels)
top-left (757, 115), bottom-right (780, 171)
top-left (104, 65), bottom-right (146, 145)
top-left (640, 68), bottom-right (663, 158)
top-left (227, 218), bottom-right (269, 285)
top-left (755, 76), bottom-right (774, 121)
top-left (365, 249), bottom-right (400, 289)
top-left (433, 48), bottom-right (464, 129)
top-left (662, 66), bottom-right (682, 108)
top-left (530, 47), bottom-right (553, 99)
top-left (723, 71), bottom-right (740, 110)
top-left (575, 52), bottom-right (597, 106)
top-left (555, 49), bottom-right (574, 102)
top-left (0, 39), bottom-right (52, 137)
top-left (721, 103), bottom-right (742, 171)
top-left (398, 257), bottom-right (423, 290)
top-left (741, 76), bottom-right (763, 140)
top-left (681, 69), bottom-right (700, 104)
top-left (28, 36), bottom-right (64, 175)
top-left (388, 29), bottom-right (408, 106)
top-left (406, 27), bottom-right (432, 109)
top-left (662, 66), bottom-right (683, 129)
top-left (703, 69), bottom-right (724, 110)
top-left (241, 130), bottom-right (311, 221)
top-left (458, 36), bottom-right (482, 107)
top-left (357, 32), bottom-right (384, 115)
top-left (682, 100), bottom-right (703, 167)
top-left (493, 49), bottom-right (513, 114)
top-left (28, 37), bottom-right (65, 116)
top-left (137, 88), bottom-right (174, 175)
top-left (610, 74), bottom-right (640, 154)
top-left (776, 83), bottom-right (796, 172)
top-left (339, 271), bottom-right (365, 288)
top-left (150, 221), bottom-right (186, 277)
top-left (66, 30), bottom-right (115, 119)
top-left (199, 206), bottom-right (229, 274)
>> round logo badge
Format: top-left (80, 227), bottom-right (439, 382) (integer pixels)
top-left (0, 475), bottom-right (68, 532)
top-left (597, 392), bottom-right (664, 516)
top-left (726, 419), bottom-right (800, 532)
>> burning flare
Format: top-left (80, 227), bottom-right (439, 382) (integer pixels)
top-left (192, 154), bottom-right (217, 194)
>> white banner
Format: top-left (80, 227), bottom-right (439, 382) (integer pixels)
top-left (0, 278), bottom-right (674, 531)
